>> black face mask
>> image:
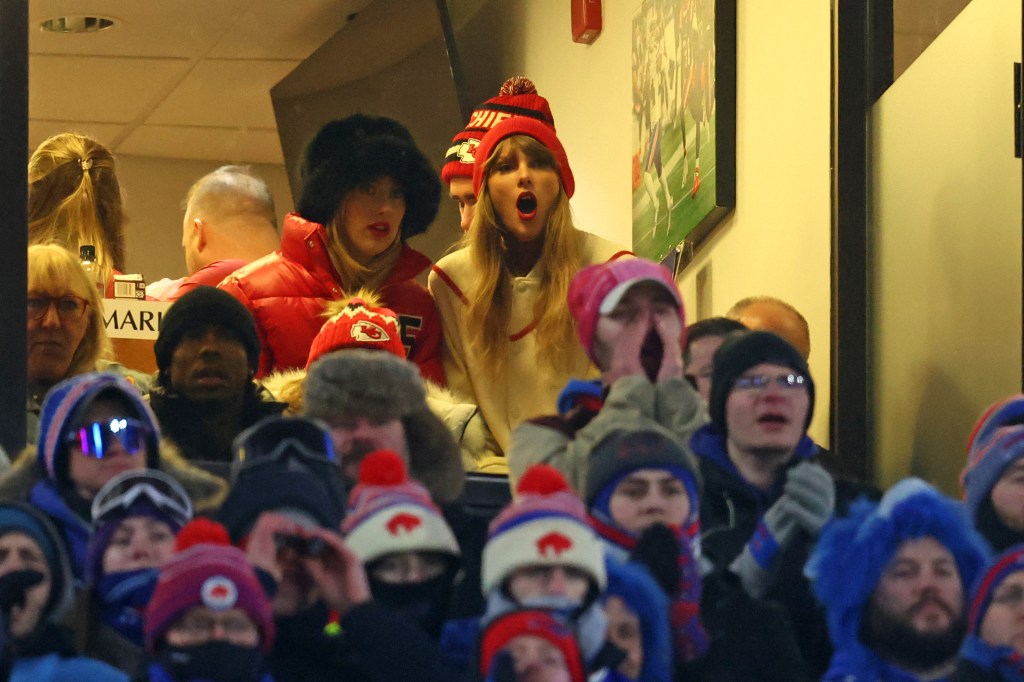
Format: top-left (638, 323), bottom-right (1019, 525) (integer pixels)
top-left (158, 640), bottom-right (263, 682)
top-left (367, 569), bottom-right (456, 639)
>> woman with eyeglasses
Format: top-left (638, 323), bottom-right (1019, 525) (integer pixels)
top-left (25, 244), bottom-right (150, 448)
top-left (0, 373), bottom-right (225, 582)
top-left (69, 470), bottom-right (193, 675)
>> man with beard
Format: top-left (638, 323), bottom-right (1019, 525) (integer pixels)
top-left (808, 478), bottom-right (990, 681)
top-left (150, 287), bottom-right (286, 466)
top-left (508, 257), bottom-right (705, 490)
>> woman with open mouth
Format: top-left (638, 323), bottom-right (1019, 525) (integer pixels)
top-left (219, 114), bottom-right (444, 384)
top-left (429, 78), bottom-right (631, 474)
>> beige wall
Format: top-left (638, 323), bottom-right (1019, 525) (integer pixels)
top-left (117, 0), bottom-right (834, 448)
top-left (872, 0), bottom-right (1022, 492)
top-left (500, 0), bottom-right (833, 445)
top-left (116, 155), bottom-right (293, 283)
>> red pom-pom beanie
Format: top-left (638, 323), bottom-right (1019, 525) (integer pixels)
top-left (341, 450), bottom-right (460, 565)
top-left (144, 519), bottom-right (275, 653)
top-left (481, 465), bottom-right (605, 596)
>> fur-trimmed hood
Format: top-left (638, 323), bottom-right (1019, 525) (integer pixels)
top-left (261, 365), bottom-right (466, 503)
top-left (807, 478), bottom-right (990, 678)
top-left (0, 442), bottom-right (227, 516)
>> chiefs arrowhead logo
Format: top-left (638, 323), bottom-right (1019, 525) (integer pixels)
top-left (536, 531), bottom-right (573, 557)
top-left (386, 512), bottom-right (422, 536)
top-left (201, 575), bottom-right (238, 610)
top-left (456, 139), bottom-right (479, 164)
top-left (351, 320), bottom-right (389, 343)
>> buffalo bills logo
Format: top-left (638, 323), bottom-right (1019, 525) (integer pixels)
top-left (350, 320), bottom-right (390, 343)
top-left (386, 512), bottom-right (422, 536)
top-left (201, 576), bottom-right (238, 610)
top-left (536, 532), bottom-right (573, 557)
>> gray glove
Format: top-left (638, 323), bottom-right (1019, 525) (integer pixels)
top-left (729, 462), bottom-right (835, 597)
top-left (781, 461), bottom-right (835, 536)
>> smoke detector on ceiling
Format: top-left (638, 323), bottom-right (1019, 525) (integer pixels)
top-left (40, 16), bottom-right (118, 34)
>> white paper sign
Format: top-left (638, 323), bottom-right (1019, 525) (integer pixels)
top-left (101, 299), bottom-right (173, 340)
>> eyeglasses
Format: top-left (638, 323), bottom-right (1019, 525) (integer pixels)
top-left (27, 295), bottom-right (89, 322)
top-left (231, 416), bottom-right (338, 481)
top-left (171, 613), bottom-right (258, 641)
top-left (66, 418), bottom-right (151, 459)
top-left (992, 585), bottom-right (1024, 608)
top-left (733, 373), bottom-right (807, 391)
top-left (92, 469), bottom-right (193, 527)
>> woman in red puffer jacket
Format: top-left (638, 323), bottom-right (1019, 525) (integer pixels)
top-left (219, 114), bottom-right (444, 384)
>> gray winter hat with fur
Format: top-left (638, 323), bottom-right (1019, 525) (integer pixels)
top-left (303, 349), bottom-right (428, 424)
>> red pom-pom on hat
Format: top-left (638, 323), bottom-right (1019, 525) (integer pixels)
top-left (175, 518), bottom-right (232, 551)
top-left (500, 76), bottom-right (537, 96)
top-left (358, 450), bottom-right (408, 486)
top-left (517, 464), bottom-right (571, 496)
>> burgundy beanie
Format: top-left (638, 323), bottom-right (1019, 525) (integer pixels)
top-left (443, 76), bottom-right (556, 184)
top-left (144, 520), bottom-right (275, 653)
top-left (471, 83), bottom-right (574, 198)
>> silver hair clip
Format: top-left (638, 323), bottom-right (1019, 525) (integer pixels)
top-left (79, 158), bottom-right (94, 171)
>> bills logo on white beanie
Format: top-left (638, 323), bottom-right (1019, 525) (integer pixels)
top-left (482, 465), bottom-right (606, 595)
top-left (342, 450), bottom-right (460, 565)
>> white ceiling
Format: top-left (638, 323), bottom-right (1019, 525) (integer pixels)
top-left (28, 0), bottom-right (372, 164)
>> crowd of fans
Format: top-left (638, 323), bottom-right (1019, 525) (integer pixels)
top-left (11, 76), bottom-right (1024, 682)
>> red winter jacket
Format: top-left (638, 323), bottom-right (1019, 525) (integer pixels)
top-left (218, 213), bottom-right (444, 384)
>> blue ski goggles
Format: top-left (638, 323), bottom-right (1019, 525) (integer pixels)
top-left (66, 417), bottom-right (151, 459)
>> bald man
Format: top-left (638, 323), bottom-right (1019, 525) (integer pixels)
top-left (726, 296), bottom-right (811, 359)
top-left (148, 165), bottom-right (281, 301)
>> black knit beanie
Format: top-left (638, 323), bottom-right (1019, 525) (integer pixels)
top-left (297, 113), bottom-right (441, 240)
top-left (154, 286), bottom-right (260, 383)
top-left (708, 331), bottom-right (814, 433)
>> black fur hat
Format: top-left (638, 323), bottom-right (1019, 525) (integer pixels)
top-left (297, 114), bottom-right (441, 240)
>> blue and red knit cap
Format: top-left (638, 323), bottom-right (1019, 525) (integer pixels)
top-left (37, 371), bottom-right (161, 484)
top-left (966, 394), bottom-right (1024, 458)
top-left (442, 76), bottom-right (556, 184)
top-left (962, 425), bottom-right (1024, 520)
top-left (708, 330), bottom-right (814, 433)
top-left (807, 478), bottom-right (990, 658)
top-left (479, 609), bottom-right (586, 682)
top-left (471, 79), bottom-right (574, 198)
top-left (144, 518), bottom-right (274, 654)
top-left (584, 427), bottom-right (701, 548)
top-left (968, 544), bottom-right (1024, 635)
top-left (483, 465), bottom-right (606, 597)
top-left (342, 450), bottom-right (460, 566)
